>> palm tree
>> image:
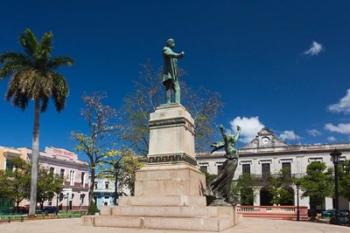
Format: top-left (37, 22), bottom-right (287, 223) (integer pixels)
top-left (0, 28), bottom-right (73, 215)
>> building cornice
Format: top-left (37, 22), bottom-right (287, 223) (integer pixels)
top-left (197, 143), bottom-right (350, 159)
top-left (28, 153), bottom-right (89, 170)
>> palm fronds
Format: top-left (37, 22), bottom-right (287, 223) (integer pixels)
top-left (0, 28), bottom-right (74, 112)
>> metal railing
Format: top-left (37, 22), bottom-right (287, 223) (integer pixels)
top-left (238, 205), bottom-right (307, 213)
top-left (0, 211), bottom-right (87, 223)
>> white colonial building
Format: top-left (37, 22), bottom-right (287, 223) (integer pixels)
top-left (196, 128), bottom-right (350, 210)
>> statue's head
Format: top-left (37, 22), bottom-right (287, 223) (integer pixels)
top-left (166, 38), bottom-right (175, 48)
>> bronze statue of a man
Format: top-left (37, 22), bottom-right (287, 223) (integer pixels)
top-left (162, 38), bottom-right (184, 104)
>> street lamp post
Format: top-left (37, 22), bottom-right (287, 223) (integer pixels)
top-left (296, 182), bottom-right (301, 221)
top-left (65, 193), bottom-right (70, 212)
top-left (56, 194), bottom-right (59, 212)
top-left (330, 149), bottom-right (341, 225)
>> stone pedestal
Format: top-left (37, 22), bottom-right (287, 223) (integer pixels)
top-left (135, 163), bottom-right (205, 197)
top-left (82, 104), bottom-right (239, 232)
top-left (147, 104), bottom-right (197, 166)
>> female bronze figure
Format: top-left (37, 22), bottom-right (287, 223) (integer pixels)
top-left (207, 125), bottom-right (241, 206)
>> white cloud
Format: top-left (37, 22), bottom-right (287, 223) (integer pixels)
top-left (324, 123), bottom-right (350, 134)
top-left (327, 136), bottom-right (336, 142)
top-left (230, 116), bottom-right (265, 143)
top-left (304, 41), bottom-right (323, 56)
top-left (307, 129), bottom-right (321, 137)
top-left (328, 89), bottom-right (350, 114)
top-left (279, 130), bottom-right (300, 141)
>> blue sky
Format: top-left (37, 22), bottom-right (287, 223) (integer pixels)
top-left (1, 0), bottom-right (350, 155)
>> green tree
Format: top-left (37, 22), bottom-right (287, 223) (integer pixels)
top-left (276, 167), bottom-right (294, 205)
top-left (278, 187), bottom-right (294, 206)
top-left (119, 149), bottom-right (143, 196)
top-left (0, 158), bottom-right (31, 212)
top-left (97, 149), bottom-right (143, 205)
top-left (264, 175), bottom-right (281, 205)
top-left (36, 168), bottom-right (64, 210)
top-left (72, 94), bottom-right (120, 207)
top-left (260, 167), bottom-right (294, 206)
top-left (98, 158), bottom-right (122, 205)
top-left (0, 28), bottom-right (73, 215)
top-left (300, 161), bottom-right (332, 211)
top-left (98, 149), bottom-right (140, 204)
top-left (7, 158), bottom-right (31, 210)
top-left (122, 62), bottom-right (222, 155)
top-left (0, 171), bottom-right (14, 213)
top-left (236, 174), bottom-right (256, 205)
top-left (0, 171), bottom-right (11, 199)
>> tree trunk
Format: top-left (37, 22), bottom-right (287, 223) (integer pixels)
top-left (114, 169), bottom-right (119, 205)
top-left (16, 201), bottom-right (20, 212)
top-left (89, 165), bottom-right (95, 205)
top-left (29, 99), bottom-right (40, 216)
top-left (113, 161), bottom-right (120, 205)
top-left (114, 179), bottom-right (118, 205)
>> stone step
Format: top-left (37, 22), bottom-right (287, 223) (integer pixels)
top-left (118, 195), bottom-right (206, 207)
top-left (144, 216), bottom-right (234, 232)
top-left (93, 215), bottom-right (235, 232)
top-left (94, 216), bottom-right (141, 228)
top-left (111, 206), bottom-right (234, 218)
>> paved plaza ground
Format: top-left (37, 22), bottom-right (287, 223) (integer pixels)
top-left (0, 217), bottom-right (349, 233)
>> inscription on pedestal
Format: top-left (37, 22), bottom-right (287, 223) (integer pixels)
top-left (147, 153), bottom-right (197, 166)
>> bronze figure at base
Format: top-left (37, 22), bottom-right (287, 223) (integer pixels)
top-left (205, 125), bottom-right (241, 206)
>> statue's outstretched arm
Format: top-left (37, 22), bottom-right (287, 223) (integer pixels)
top-left (163, 47), bottom-right (184, 58)
top-left (210, 140), bottom-right (224, 153)
top-left (233, 126), bottom-right (241, 143)
top-left (219, 125), bottom-right (226, 138)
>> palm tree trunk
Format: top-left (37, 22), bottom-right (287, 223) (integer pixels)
top-left (29, 99), bottom-right (40, 216)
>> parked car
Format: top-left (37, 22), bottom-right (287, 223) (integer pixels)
top-left (12, 206), bottom-right (29, 214)
top-left (324, 209), bottom-right (349, 225)
top-left (338, 210), bottom-right (350, 225)
top-left (321, 209), bottom-right (335, 218)
top-left (42, 206), bottom-right (58, 214)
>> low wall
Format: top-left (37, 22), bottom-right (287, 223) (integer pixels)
top-left (236, 205), bottom-right (308, 220)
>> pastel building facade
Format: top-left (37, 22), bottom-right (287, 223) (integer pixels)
top-left (0, 147), bottom-right (28, 212)
top-left (196, 128), bottom-right (350, 210)
top-left (27, 147), bottom-right (90, 210)
top-left (93, 177), bottom-right (132, 210)
top-left (93, 178), bottom-right (115, 209)
top-left (0, 146), bottom-right (27, 171)
top-left (0, 146), bottom-right (89, 210)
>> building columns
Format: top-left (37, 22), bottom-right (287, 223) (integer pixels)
top-left (325, 197), bottom-right (333, 210)
top-left (253, 187), bottom-right (260, 206)
top-left (293, 185), bottom-right (298, 207)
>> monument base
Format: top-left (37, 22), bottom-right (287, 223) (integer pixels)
top-left (81, 104), bottom-right (240, 231)
top-left (82, 164), bottom-right (240, 232)
top-left (83, 207), bottom-right (238, 232)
